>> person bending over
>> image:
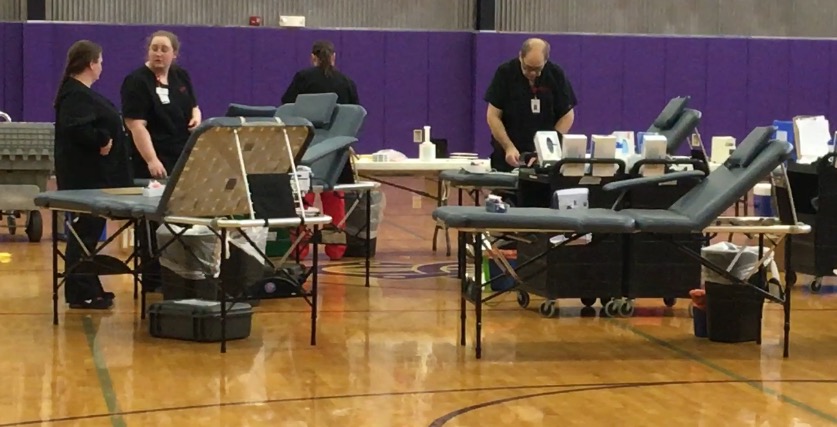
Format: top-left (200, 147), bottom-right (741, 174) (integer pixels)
top-left (485, 38), bottom-right (578, 173)
top-left (54, 40), bottom-right (132, 309)
top-left (283, 40), bottom-right (361, 261)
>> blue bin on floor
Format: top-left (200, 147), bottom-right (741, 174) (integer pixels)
top-left (59, 212), bottom-right (107, 242)
top-left (487, 258), bottom-right (517, 292)
top-left (693, 307), bottom-right (708, 338)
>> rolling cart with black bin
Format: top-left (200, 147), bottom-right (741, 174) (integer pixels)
top-left (786, 153), bottom-right (837, 292)
top-left (512, 158), bottom-right (629, 318)
top-left (616, 157), bottom-right (709, 315)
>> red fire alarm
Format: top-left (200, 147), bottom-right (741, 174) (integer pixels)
top-left (249, 16), bottom-right (262, 26)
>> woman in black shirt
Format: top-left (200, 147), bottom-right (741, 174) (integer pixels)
top-left (53, 40), bottom-right (131, 309)
top-left (121, 30), bottom-right (201, 179)
top-left (120, 30), bottom-right (201, 293)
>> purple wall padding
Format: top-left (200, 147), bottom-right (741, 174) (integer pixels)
top-left (0, 23), bottom-right (23, 120)
top-left (4, 22), bottom-right (837, 158)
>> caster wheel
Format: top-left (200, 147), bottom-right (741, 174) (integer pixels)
top-left (600, 297), bottom-right (611, 307)
top-left (580, 297), bottom-right (596, 307)
top-left (811, 278), bottom-right (823, 293)
top-left (663, 297), bottom-right (676, 307)
top-left (539, 301), bottom-right (557, 318)
top-left (517, 291), bottom-right (530, 309)
top-left (7, 215), bottom-right (16, 235)
top-left (603, 300), bottom-right (620, 317)
top-left (618, 301), bottom-right (635, 317)
top-left (25, 210), bottom-right (42, 243)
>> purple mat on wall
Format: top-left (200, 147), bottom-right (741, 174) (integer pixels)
top-left (3, 22), bottom-right (837, 158)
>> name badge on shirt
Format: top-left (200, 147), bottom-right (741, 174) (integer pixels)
top-left (531, 98), bottom-right (541, 114)
top-left (156, 87), bottom-right (170, 105)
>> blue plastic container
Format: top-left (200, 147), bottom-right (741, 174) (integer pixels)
top-left (487, 259), bottom-right (517, 292)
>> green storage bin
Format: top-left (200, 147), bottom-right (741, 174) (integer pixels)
top-left (266, 228), bottom-right (292, 257)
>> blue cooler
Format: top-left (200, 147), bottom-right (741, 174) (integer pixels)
top-left (753, 183), bottom-right (773, 217)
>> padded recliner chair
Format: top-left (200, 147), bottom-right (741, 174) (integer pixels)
top-left (275, 93), bottom-right (367, 190)
top-left (647, 96), bottom-right (702, 154)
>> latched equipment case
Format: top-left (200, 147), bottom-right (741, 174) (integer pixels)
top-left (148, 299), bottom-right (253, 342)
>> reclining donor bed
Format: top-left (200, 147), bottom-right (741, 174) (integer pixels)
top-left (33, 116), bottom-right (371, 353)
top-left (432, 125), bottom-right (811, 360)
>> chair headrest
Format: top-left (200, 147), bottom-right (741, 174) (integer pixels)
top-left (652, 96), bottom-right (690, 130)
top-left (294, 93), bottom-right (339, 127)
top-left (724, 126), bottom-right (776, 169)
top-left (225, 103), bottom-right (278, 118)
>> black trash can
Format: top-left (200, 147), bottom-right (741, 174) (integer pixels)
top-left (156, 225), bottom-right (220, 301)
top-left (705, 282), bottom-right (764, 343)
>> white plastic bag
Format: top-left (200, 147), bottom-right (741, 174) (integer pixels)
top-left (157, 224), bottom-right (221, 280)
top-left (228, 226), bottom-right (269, 262)
top-left (701, 241), bottom-right (774, 284)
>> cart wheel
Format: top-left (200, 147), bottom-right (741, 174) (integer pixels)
top-left (580, 297), bottom-right (596, 307)
top-left (603, 300), bottom-right (620, 317)
top-left (539, 300), bottom-right (557, 318)
top-left (663, 297), bottom-right (676, 307)
top-left (517, 291), bottom-right (530, 309)
top-left (600, 297), bottom-right (611, 307)
top-left (7, 215), bottom-right (16, 235)
top-left (811, 277), bottom-right (823, 293)
top-left (25, 211), bottom-right (42, 243)
top-left (618, 300), bottom-right (635, 317)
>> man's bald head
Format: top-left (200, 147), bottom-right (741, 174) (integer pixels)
top-left (520, 38), bottom-right (550, 61)
top-left (519, 38), bottom-right (550, 81)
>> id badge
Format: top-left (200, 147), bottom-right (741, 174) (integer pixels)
top-left (531, 98), bottom-right (541, 114)
top-left (156, 87), bottom-right (170, 105)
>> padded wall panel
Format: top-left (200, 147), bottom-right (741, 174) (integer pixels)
top-left (471, 32), bottom-right (506, 156)
top-left (579, 35), bottom-right (624, 136)
top-left (788, 39), bottom-right (830, 119)
top-left (663, 37), bottom-right (708, 154)
top-left (0, 23), bottom-right (23, 120)
top-left (339, 30), bottom-right (386, 151)
top-left (250, 28), bottom-right (297, 107)
top-left (427, 32), bottom-right (475, 153)
top-left (705, 37), bottom-right (748, 142)
top-left (383, 32), bottom-right (429, 153)
top-left (621, 36), bottom-right (666, 135)
top-left (746, 39), bottom-right (790, 132)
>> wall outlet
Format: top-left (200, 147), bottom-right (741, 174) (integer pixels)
top-left (279, 15), bottom-right (306, 27)
top-left (413, 129), bottom-right (423, 143)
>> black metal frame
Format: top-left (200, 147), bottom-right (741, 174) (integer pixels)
top-left (453, 164), bottom-right (804, 360)
top-left (48, 208), bottom-right (360, 353)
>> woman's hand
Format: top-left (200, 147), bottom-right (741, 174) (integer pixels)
top-left (99, 139), bottom-right (113, 156)
top-left (187, 107), bottom-right (202, 131)
top-left (147, 158), bottom-right (167, 179)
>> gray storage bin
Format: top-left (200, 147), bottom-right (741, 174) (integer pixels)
top-left (148, 299), bottom-right (253, 342)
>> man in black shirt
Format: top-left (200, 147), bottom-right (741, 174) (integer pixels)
top-left (484, 38), bottom-right (578, 172)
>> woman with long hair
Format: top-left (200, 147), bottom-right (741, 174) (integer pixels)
top-left (53, 39), bottom-right (131, 309)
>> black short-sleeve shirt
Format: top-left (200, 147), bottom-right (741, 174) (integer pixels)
top-left (281, 66), bottom-right (360, 105)
top-left (120, 64), bottom-right (198, 164)
top-left (484, 58), bottom-right (577, 154)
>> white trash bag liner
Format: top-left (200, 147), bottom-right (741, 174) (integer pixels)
top-left (701, 241), bottom-right (775, 285)
top-left (157, 225), bottom-right (222, 281)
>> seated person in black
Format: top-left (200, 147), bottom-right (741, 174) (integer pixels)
top-left (484, 38), bottom-right (578, 173)
top-left (120, 30), bottom-right (201, 292)
top-left (53, 40), bottom-right (132, 309)
top-left (281, 40), bottom-right (360, 105)
top-left (281, 40), bottom-right (361, 261)
top-left (121, 30), bottom-right (201, 179)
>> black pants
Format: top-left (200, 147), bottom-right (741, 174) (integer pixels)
top-left (490, 149), bottom-right (519, 206)
top-left (64, 214), bottom-right (108, 303)
top-left (132, 153), bottom-right (180, 293)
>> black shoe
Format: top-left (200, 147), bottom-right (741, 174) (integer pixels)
top-left (68, 297), bottom-right (113, 310)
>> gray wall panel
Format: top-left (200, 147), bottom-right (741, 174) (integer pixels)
top-left (0, 0), bottom-right (23, 21)
top-left (496, 0), bottom-right (837, 38)
top-left (45, 0), bottom-right (475, 31)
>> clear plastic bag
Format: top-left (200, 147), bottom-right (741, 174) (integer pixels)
top-left (157, 225), bottom-right (221, 280)
top-left (701, 242), bottom-right (774, 284)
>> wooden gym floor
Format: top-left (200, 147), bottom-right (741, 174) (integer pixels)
top-left (0, 176), bottom-right (836, 426)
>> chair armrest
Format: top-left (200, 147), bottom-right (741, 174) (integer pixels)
top-left (602, 170), bottom-right (705, 192)
top-left (301, 136), bottom-right (358, 165)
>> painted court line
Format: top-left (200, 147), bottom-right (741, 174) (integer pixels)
top-left (610, 318), bottom-right (837, 424)
top-left (82, 317), bottom-right (126, 427)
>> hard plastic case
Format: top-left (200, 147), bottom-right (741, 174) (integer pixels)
top-left (148, 299), bottom-right (253, 342)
